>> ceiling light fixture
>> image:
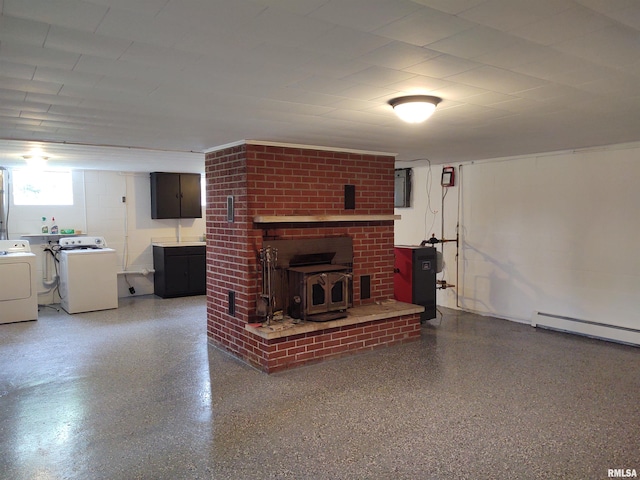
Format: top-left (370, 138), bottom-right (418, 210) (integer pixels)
top-left (22, 154), bottom-right (49, 169)
top-left (389, 95), bottom-right (442, 123)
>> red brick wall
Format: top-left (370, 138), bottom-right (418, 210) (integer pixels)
top-left (266, 313), bottom-right (421, 373)
top-left (205, 142), bottom-right (409, 371)
top-left (205, 144), bottom-right (262, 364)
top-left (246, 143), bottom-right (396, 305)
top-left (245, 144), bottom-right (394, 216)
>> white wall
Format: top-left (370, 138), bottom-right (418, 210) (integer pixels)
top-left (395, 142), bottom-right (640, 332)
top-left (8, 170), bottom-right (205, 305)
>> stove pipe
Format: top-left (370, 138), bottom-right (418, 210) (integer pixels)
top-left (0, 167), bottom-right (8, 240)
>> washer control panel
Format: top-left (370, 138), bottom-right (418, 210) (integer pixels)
top-left (59, 236), bottom-right (107, 249)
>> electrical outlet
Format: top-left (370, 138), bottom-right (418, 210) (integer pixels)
top-left (122, 196), bottom-right (126, 203)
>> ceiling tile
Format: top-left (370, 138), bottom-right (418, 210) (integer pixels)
top-left (0, 88), bottom-right (28, 102)
top-left (475, 41), bottom-right (557, 69)
top-left (302, 25), bottom-right (392, 60)
top-left (575, 74), bottom-right (640, 97)
top-left (320, 108), bottom-right (395, 127)
top-left (405, 54), bottom-right (481, 78)
top-left (446, 65), bottom-right (548, 94)
top-left (0, 60), bottom-right (36, 80)
top-left (156, 0), bottom-right (266, 35)
top-left (386, 75), bottom-right (452, 94)
top-left (426, 25), bottom-right (521, 59)
top-left (95, 7), bottom-right (186, 47)
top-left (460, 0), bottom-right (576, 30)
top-left (26, 92), bottom-right (84, 107)
top-left (554, 25), bottom-right (640, 68)
top-left (4, 0), bottom-right (109, 32)
top-left (374, 7), bottom-right (474, 47)
top-left (484, 96), bottom-right (549, 114)
top-left (430, 83), bottom-right (491, 100)
top-left (33, 66), bottom-right (103, 88)
top-left (0, 76), bottom-right (62, 94)
top-left (511, 84), bottom-right (589, 103)
top-left (44, 26), bottom-right (132, 59)
top-left (342, 66), bottom-right (417, 87)
top-left (309, 0), bottom-right (421, 32)
top-left (0, 43), bottom-right (80, 69)
top-left (293, 54), bottom-right (370, 79)
top-left (1, 99), bottom-right (49, 113)
top-left (281, 75), bottom-right (358, 96)
top-left (174, 27), bottom-right (264, 57)
top-left (337, 83), bottom-right (398, 102)
top-left (358, 42), bottom-right (441, 70)
top-left (251, 0), bottom-right (330, 16)
top-left (510, 51), bottom-right (601, 83)
top-left (574, 0), bottom-right (637, 15)
top-left (72, 55), bottom-right (180, 84)
top-left (243, 43), bottom-right (313, 70)
top-left (118, 42), bottom-right (201, 69)
top-left (463, 91), bottom-right (520, 106)
top-left (513, 5), bottom-right (614, 46)
top-left (327, 97), bottom-right (380, 111)
top-left (241, 7), bottom-right (334, 45)
top-left (607, 4), bottom-right (640, 29)
top-left (94, 76), bottom-right (159, 95)
top-left (458, 0), bottom-right (546, 30)
top-left (407, 0), bottom-right (486, 15)
top-left (0, 15), bottom-right (50, 47)
top-left (80, 0), bottom-right (170, 16)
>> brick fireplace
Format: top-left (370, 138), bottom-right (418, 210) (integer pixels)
top-left (204, 141), bottom-right (422, 372)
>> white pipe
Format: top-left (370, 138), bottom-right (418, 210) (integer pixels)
top-left (81, 170), bottom-right (88, 233)
top-left (43, 275), bottom-right (58, 288)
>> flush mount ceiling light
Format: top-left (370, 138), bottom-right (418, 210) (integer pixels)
top-left (389, 95), bottom-right (442, 123)
top-left (22, 154), bottom-right (49, 169)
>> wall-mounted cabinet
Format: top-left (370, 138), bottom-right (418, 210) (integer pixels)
top-left (150, 172), bottom-right (202, 219)
top-left (153, 245), bottom-right (206, 298)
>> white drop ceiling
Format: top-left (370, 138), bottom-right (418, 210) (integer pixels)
top-left (1, 0), bottom-right (639, 172)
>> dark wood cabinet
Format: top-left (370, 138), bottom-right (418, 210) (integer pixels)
top-left (153, 245), bottom-right (206, 298)
top-left (150, 172), bottom-right (202, 219)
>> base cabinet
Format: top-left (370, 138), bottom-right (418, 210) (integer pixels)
top-left (153, 245), bottom-right (206, 298)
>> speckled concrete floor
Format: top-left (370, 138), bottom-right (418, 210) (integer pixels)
top-left (1, 296), bottom-right (638, 480)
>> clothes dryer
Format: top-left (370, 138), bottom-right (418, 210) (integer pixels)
top-left (0, 240), bottom-right (37, 324)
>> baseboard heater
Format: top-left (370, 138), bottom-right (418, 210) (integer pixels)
top-left (531, 312), bottom-right (640, 347)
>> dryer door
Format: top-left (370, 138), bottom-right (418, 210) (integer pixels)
top-left (0, 262), bottom-right (32, 301)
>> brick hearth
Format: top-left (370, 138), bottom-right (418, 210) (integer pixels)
top-left (204, 141), bottom-right (422, 372)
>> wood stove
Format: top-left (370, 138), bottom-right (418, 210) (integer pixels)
top-left (288, 264), bottom-right (351, 321)
top-left (260, 237), bottom-right (353, 322)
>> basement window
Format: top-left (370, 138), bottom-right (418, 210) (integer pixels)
top-left (12, 169), bottom-right (73, 205)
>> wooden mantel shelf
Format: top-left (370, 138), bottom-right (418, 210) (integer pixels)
top-left (253, 214), bottom-right (400, 223)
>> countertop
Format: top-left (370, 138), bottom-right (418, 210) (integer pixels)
top-left (152, 241), bottom-right (206, 247)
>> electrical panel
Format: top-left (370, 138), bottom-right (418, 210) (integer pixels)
top-left (394, 168), bottom-right (412, 207)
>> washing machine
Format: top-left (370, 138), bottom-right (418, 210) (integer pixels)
top-left (0, 240), bottom-right (38, 324)
top-left (59, 236), bottom-right (118, 314)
